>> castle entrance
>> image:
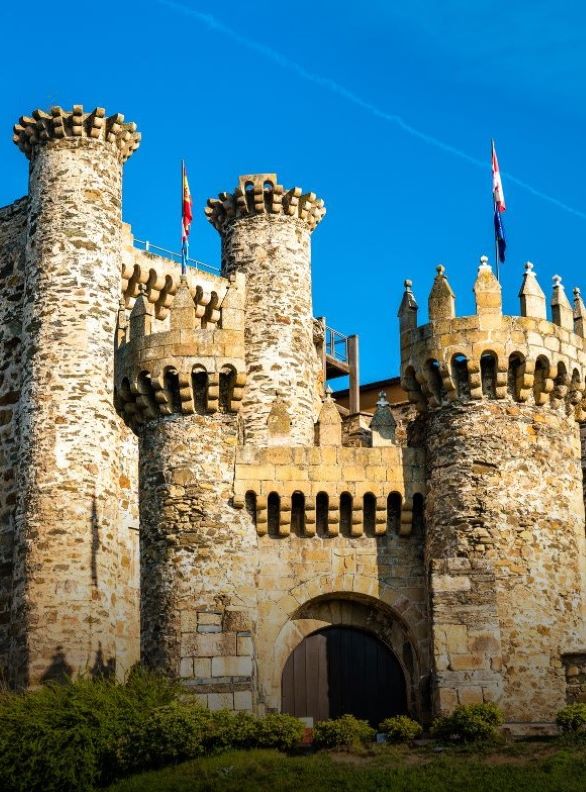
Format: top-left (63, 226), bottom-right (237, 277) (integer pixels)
top-left (281, 625), bottom-right (407, 727)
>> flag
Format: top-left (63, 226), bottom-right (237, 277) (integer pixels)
top-left (491, 140), bottom-right (506, 212)
top-left (181, 162), bottom-right (193, 273)
top-left (494, 206), bottom-right (506, 263)
top-left (491, 140), bottom-right (506, 263)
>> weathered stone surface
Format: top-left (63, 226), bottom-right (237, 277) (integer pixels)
top-left (9, 109), bottom-right (140, 686)
top-left (1, 108), bottom-right (585, 734)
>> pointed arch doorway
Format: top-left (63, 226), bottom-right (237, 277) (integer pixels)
top-left (281, 625), bottom-right (407, 727)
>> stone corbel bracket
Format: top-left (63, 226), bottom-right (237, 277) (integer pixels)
top-left (13, 105), bottom-right (141, 162)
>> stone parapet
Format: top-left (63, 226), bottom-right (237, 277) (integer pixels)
top-left (121, 230), bottom-right (231, 321)
top-left (115, 269), bottom-right (246, 429)
top-left (13, 105), bottom-right (140, 162)
top-left (205, 173), bottom-right (325, 233)
top-left (233, 445), bottom-right (425, 538)
top-left (400, 261), bottom-right (586, 417)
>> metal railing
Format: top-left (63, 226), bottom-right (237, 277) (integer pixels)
top-left (133, 238), bottom-right (220, 274)
top-left (325, 325), bottom-right (349, 364)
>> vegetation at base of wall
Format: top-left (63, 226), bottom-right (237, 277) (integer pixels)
top-left (0, 672), bottom-right (306, 792)
top-left (432, 703), bottom-right (505, 743)
top-left (378, 715), bottom-right (423, 742)
top-left (106, 746), bottom-right (586, 792)
top-left (312, 714), bottom-right (376, 749)
top-left (0, 668), bottom-right (179, 792)
top-left (556, 703), bottom-right (586, 733)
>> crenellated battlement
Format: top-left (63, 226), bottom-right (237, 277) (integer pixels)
top-left (400, 257), bottom-right (586, 417)
top-left (205, 173), bottom-right (326, 232)
top-left (121, 229), bottom-right (230, 320)
top-left (114, 269), bottom-right (246, 430)
top-left (13, 105), bottom-right (140, 162)
top-left (232, 444), bottom-right (425, 538)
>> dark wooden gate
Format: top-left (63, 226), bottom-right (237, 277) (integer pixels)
top-left (281, 626), bottom-right (407, 727)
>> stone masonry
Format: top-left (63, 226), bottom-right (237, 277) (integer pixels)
top-left (0, 104), bottom-right (585, 730)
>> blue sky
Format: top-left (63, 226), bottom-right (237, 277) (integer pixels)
top-left (1, 0), bottom-right (585, 383)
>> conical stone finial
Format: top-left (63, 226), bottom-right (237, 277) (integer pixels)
top-left (574, 287), bottom-right (586, 337)
top-left (518, 261), bottom-right (546, 319)
top-left (551, 275), bottom-right (574, 330)
top-left (474, 255), bottom-right (502, 316)
top-left (170, 276), bottom-right (196, 331)
top-left (267, 392), bottom-right (292, 445)
top-left (371, 391), bottom-right (396, 447)
top-left (129, 285), bottom-right (153, 339)
top-left (398, 279), bottom-right (418, 333)
top-left (316, 387), bottom-right (342, 446)
top-left (428, 265), bottom-right (455, 321)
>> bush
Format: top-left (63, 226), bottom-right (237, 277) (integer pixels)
top-left (432, 702), bottom-right (504, 743)
top-left (120, 702), bottom-right (212, 772)
top-left (379, 715), bottom-right (423, 743)
top-left (313, 714), bottom-right (375, 749)
top-left (0, 673), bottom-right (307, 791)
top-left (204, 710), bottom-right (258, 752)
top-left (0, 670), bottom-right (178, 792)
top-left (254, 712), bottom-right (305, 750)
top-left (556, 703), bottom-right (586, 733)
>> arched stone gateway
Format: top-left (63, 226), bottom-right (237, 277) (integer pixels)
top-left (275, 594), bottom-right (426, 725)
top-left (282, 625), bottom-right (407, 727)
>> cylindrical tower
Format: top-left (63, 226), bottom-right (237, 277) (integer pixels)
top-left (401, 258), bottom-right (586, 726)
top-left (205, 174), bottom-right (326, 445)
top-left (11, 106), bottom-right (140, 685)
top-left (115, 272), bottom-right (257, 710)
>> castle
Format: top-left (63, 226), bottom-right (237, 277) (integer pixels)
top-left (1, 104), bottom-right (586, 731)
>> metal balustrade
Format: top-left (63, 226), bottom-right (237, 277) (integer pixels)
top-left (133, 238), bottom-right (219, 274)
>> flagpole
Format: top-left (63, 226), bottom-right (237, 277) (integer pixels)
top-left (181, 159), bottom-right (187, 277)
top-left (491, 139), bottom-right (500, 283)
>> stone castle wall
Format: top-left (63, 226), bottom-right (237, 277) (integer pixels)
top-left (139, 412), bottom-right (258, 711)
top-left (0, 198), bottom-right (27, 679)
top-left (426, 402), bottom-right (586, 720)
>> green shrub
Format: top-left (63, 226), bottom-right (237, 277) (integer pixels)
top-left (0, 673), bottom-right (306, 791)
top-left (379, 715), bottom-right (423, 743)
top-left (254, 712), bottom-right (305, 750)
top-left (432, 702), bottom-right (504, 743)
top-left (556, 703), bottom-right (586, 733)
top-left (204, 709), bottom-right (258, 752)
top-left (120, 702), bottom-right (211, 772)
top-left (313, 714), bottom-right (375, 749)
top-left (0, 670), bottom-right (180, 792)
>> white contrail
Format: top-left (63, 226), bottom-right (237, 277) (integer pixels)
top-left (157, 0), bottom-right (586, 221)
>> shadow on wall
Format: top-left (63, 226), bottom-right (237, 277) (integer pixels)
top-left (39, 642), bottom-right (116, 683)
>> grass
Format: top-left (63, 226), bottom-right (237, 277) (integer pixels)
top-left (107, 743), bottom-right (586, 792)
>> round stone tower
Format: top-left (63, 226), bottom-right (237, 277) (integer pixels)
top-left (115, 265), bottom-right (257, 709)
top-left (11, 106), bottom-right (140, 685)
top-left (400, 257), bottom-right (586, 726)
top-left (205, 174), bottom-right (326, 446)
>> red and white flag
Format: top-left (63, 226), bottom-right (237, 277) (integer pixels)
top-left (491, 140), bottom-right (506, 212)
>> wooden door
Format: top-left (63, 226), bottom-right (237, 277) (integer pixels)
top-left (281, 626), bottom-right (407, 727)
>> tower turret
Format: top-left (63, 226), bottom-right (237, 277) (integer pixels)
top-left (11, 106), bottom-right (140, 685)
top-left (400, 256), bottom-right (586, 725)
top-left (115, 258), bottom-right (257, 708)
top-left (206, 174), bottom-right (326, 446)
